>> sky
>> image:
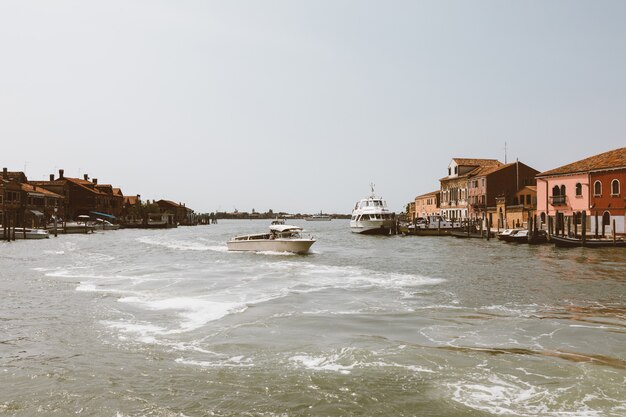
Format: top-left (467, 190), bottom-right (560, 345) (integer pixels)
top-left (1, 1), bottom-right (625, 214)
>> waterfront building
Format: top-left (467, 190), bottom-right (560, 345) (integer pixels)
top-left (486, 185), bottom-right (537, 229)
top-left (467, 161), bottom-right (539, 226)
top-left (156, 200), bottom-right (196, 225)
top-left (1, 168), bottom-right (65, 228)
top-left (536, 147), bottom-right (626, 235)
top-left (30, 169), bottom-right (118, 221)
top-left (413, 190), bottom-right (440, 220)
top-left (440, 158), bottom-right (501, 220)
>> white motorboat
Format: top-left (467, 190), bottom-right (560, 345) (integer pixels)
top-left (305, 211), bottom-right (332, 221)
top-left (0, 227), bottom-right (50, 239)
top-left (227, 224), bottom-right (316, 254)
top-left (497, 228), bottom-right (524, 241)
top-left (47, 221), bottom-right (95, 234)
top-left (90, 218), bottom-right (120, 230)
top-left (350, 184), bottom-right (395, 234)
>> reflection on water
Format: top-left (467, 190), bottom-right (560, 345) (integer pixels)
top-left (0, 220), bottom-right (625, 416)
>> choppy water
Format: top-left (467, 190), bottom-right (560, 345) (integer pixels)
top-left (1, 219), bottom-right (625, 416)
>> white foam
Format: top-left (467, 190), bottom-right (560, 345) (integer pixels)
top-left (136, 236), bottom-right (213, 251)
top-left (118, 296), bottom-right (247, 332)
top-left (175, 356), bottom-right (253, 368)
top-left (290, 354), bottom-right (355, 374)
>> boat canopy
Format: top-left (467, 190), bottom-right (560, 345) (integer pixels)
top-left (90, 211), bottom-right (116, 219)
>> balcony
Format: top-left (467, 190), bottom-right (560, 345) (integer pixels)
top-left (549, 195), bottom-right (566, 206)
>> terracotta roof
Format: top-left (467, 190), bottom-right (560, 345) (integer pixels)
top-left (157, 200), bottom-right (183, 208)
top-left (112, 188), bottom-right (123, 197)
top-left (21, 183), bottom-right (64, 198)
top-left (537, 147), bottom-right (626, 177)
top-left (124, 196), bottom-right (140, 205)
top-left (469, 162), bottom-right (509, 177)
top-left (452, 158), bottom-right (501, 167)
top-left (415, 190), bottom-right (440, 199)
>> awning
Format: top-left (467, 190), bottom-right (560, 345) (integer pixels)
top-left (30, 210), bottom-right (44, 217)
top-left (90, 211), bottom-right (116, 219)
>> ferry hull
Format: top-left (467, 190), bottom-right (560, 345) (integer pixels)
top-left (350, 220), bottom-right (395, 235)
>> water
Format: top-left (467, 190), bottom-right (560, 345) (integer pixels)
top-left (1, 220), bottom-right (625, 416)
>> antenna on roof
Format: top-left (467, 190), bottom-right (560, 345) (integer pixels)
top-left (504, 142), bottom-right (508, 164)
top-left (370, 182), bottom-right (375, 197)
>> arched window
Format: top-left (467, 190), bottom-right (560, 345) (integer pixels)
top-left (552, 185), bottom-right (560, 196)
top-left (594, 180), bottom-right (602, 196)
top-left (575, 183), bottom-right (582, 196)
top-left (602, 211), bottom-right (611, 226)
top-left (560, 185), bottom-right (566, 196)
top-left (612, 179), bottom-right (620, 196)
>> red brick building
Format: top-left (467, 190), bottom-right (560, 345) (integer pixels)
top-left (30, 169), bottom-right (118, 221)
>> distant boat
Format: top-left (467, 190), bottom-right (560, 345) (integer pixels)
top-left (305, 211), bottom-right (332, 221)
top-left (227, 224), bottom-right (316, 254)
top-left (350, 184), bottom-right (395, 234)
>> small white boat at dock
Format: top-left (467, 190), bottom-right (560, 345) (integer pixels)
top-left (227, 224), bottom-right (316, 254)
top-left (0, 227), bottom-right (50, 239)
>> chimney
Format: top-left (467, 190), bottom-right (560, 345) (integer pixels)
top-left (2, 167), bottom-right (7, 179)
top-left (49, 174), bottom-right (55, 181)
top-left (93, 178), bottom-right (98, 185)
top-left (59, 169), bottom-right (64, 179)
top-left (84, 174), bottom-right (89, 181)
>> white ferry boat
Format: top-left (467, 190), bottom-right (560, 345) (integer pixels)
top-left (305, 211), bottom-right (332, 221)
top-left (350, 185), bottom-right (395, 234)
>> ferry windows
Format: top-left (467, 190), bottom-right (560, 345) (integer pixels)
top-left (611, 180), bottom-right (620, 196)
top-left (448, 167), bottom-right (451, 176)
top-left (594, 180), bottom-right (602, 196)
top-left (575, 183), bottom-right (582, 196)
top-left (454, 166), bottom-right (458, 175)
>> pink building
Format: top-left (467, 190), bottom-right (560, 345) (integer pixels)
top-left (536, 147), bottom-right (626, 234)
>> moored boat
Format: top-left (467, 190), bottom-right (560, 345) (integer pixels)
top-left (400, 215), bottom-right (463, 236)
top-left (551, 235), bottom-right (626, 248)
top-left (227, 224), bottom-right (316, 254)
top-left (350, 184), bottom-right (395, 235)
top-left (0, 227), bottom-right (50, 239)
top-left (497, 229), bottom-right (524, 241)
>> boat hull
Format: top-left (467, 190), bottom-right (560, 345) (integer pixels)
top-left (0, 228), bottom-right (50, 239)
top-left (227, 239), bottom-right (315, 254)
top-left (350, 219), bottom-right (395, 235)
top-left (551, 235), bottom-right (626, 248)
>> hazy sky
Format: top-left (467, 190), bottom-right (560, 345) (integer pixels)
top-left (1, 1), bottom-right (625, 213)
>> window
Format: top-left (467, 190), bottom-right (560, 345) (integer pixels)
top-left (454, 166), bottom-right (458, 175)
top-left (602, 211), bottom-right (611, 226)
top-left (560, 185), bottom-right (566, 196)
top-left (594, 180), bottom-right (602, 196)
top-left (526, 195), bottom-right (531, 205)
top-left (575, 183), bottom-right (582, 196)
top-left (552, 185), bottom-right (560, 196)
top-left (448, 167), bottom-right (451, 175)
top-left (612, 179), bottom-right (620, 196)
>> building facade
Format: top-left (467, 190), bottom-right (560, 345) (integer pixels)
top-left (536, 147), bottom-right (626, 234)
top-left (440, 158), bottom-right (501, 220)
top-left (413, 190), bottom-right (440, 219)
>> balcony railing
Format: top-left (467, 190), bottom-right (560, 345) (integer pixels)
top-left (549, 195), bottom-right (566, 205)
